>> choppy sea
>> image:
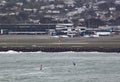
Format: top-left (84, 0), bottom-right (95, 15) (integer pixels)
top-left (0, 51), bottom-right (120, 82)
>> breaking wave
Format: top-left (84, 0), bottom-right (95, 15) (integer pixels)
top-left (0, 50), bottom-right (22, 54)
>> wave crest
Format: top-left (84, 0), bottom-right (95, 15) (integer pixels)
top-left (0, 50), bottom-right (21, 54)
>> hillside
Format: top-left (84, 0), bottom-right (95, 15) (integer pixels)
top-left (0, 0), bottom-right (120, 27)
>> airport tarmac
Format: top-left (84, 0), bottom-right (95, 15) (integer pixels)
top-left (0, 35), bottom-right (120, 46)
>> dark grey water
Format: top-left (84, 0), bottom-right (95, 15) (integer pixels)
top-left (0, 51), bottom-right (120, 82)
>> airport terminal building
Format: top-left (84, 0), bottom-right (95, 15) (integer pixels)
top-left (0, 23), bottom-right (74, 35)
top-left (0, 24), bottom-right (56, 35)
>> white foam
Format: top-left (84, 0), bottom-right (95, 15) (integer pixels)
top-left (0, 50), bottom-right (21, 54)
top-left (59, 51), bottom-right (75, 53)
top-left (29, 51), bottom-right (43, 53)
top-left (0, 50), bottom-right (44, 54)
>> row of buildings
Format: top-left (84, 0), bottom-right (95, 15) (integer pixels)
top-left (0, 23), bottom-right (120, 38)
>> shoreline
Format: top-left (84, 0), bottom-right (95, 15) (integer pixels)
top-left (0, 47), bottom-right (120, 53)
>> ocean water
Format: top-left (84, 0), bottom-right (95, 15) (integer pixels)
top-left (0, 51), bottom-right (120, 82)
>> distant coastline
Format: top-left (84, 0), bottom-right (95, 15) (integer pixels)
top-left (0, 47), bottom-right (120, 53)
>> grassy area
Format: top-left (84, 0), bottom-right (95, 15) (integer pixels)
top-left (88, 39), bottom-right (120, 43)
top-left (0, 39), bottom-right (58, 43)
top-left (0, 43), bottom-right (120, 48)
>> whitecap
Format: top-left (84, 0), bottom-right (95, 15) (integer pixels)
top-left (0, 50), bottom-right (21, 54)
